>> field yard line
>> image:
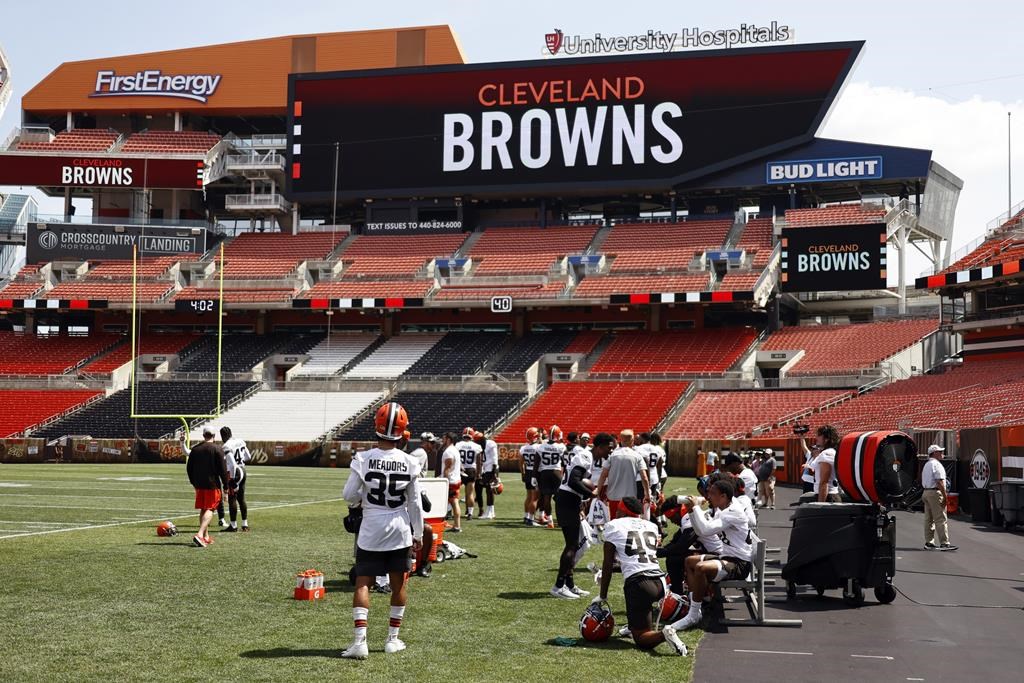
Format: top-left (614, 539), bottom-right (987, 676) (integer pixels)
top-left (0, 497), bottom-right (346, 540)
top-left (0, 520), bottom-right (79, 526)
top-left (0, 484), bottom-right (342, 495)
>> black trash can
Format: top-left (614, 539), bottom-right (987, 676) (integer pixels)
top-left (968, 488), bottom-right (991, 523)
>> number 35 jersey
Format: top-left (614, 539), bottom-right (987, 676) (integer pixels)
top-left (343, 447), bottom-right (424, 552)
top-left (602, 516), bottom-right (663, 580)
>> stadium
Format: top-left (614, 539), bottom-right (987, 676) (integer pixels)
top-left (1, 20), bottom-right (1023, 683)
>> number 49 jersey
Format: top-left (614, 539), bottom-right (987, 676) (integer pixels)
top-left (343, 447), bottom-right (424, 552)
top-left (602, 516), bottom-right (662, 580)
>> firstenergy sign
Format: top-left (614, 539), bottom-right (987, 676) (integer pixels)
top-left (288, 43), bottom-right (862, 200)
top-left (91, 70), bottom-right (221, 103)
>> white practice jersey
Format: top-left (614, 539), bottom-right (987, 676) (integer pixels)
top-left (441, 445), bottom-right (462, 484)
top-left (558, 447), bottom-right (594, 495)
top-left (688, 498), bottom-right (755, 562)
top-left (603, 516), bottom-right (663, 580)
top-left (739, 467), bottom-right (758, 500)
top-left (520, 444), bottom-right (538, 475)
top-left (482, 439), bottom-right (499, 473)
top-left (536, 441), bottom-right (566, 472)
top-left (408, 447), bottom-right (429, 474)
top-left (222, 437), bottom-right (251, 482)
top-left (677, 505), bottom-right (725, 555)
top-left (342, 447), bottom-right (424, 552)
top-left (457, 440), bottom-right (482, 470)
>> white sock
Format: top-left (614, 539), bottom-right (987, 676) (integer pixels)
top-left (353, 607), bottom-right (368, 642)
top-left (230, 521), bottom-right (237, 529)
top-left (242, 519), bottom-right (248, 526)
top-left (388, 605), bottom-right (405, 638)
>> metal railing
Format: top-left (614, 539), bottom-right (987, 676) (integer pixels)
top-left (225, 152), bottom-right (286, 170)
top-left (230, 134), bottom-right (288, 150)
top-left (32, 214), bottom-right (212, 229)
top-left (225, 194), bottom-right (291, 211)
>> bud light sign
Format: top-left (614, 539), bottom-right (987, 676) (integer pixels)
top-left (766, 156), bottom-right (882, 184)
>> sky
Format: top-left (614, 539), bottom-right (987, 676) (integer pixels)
top-left (2, 0), bottom-right (1024, 279)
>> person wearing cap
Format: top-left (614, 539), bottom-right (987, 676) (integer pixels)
top-left (409, 433), bottom-right (437, 475)
top-left (580, 432), bottom-right (592, 451)
top-left (922, 445), bottom-right (957, 551)
top-left (182, 427), bottom-right (229, 548)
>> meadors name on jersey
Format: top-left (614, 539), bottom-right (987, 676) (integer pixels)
top-left (368, 458), bottom-right (410, 473)
top-left (766, 156), bottom-right (883, 184)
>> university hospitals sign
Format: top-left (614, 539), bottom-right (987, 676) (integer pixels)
top-left (544, 23), bottom-right (792, 55)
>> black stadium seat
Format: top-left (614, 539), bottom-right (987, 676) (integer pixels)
top-left (402, 332), bottom-right (509, 377)
top-left (492, 331), bottom-right (578, 373)
top-left (334, 391), bottom-right (527, 441)
top-left (176, 334), bottom-right (299, 373)
top-left (34, 382), bottom-right (257, 439)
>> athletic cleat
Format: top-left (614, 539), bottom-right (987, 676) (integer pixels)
top-left (218, 519), bottom-right (228, 528)
top-left (241, 525), bottom-right (250, 532)
top-left (192, 535), bottom-right (207, 548)
top-left (383, 637), bottom-right (406, 654)
top-left (662, 625), bottom-right (688, 656)
top-left (569, 585), bottom-right (590, 597)
top-left (550, 586), bottom-right (580, 600)
top-left (224, 526), bottom-right (237, 533)
top-left (340, 640), bottom-right (368, 660)
top-left (618, 625), bottom-right (632, 637)
top-left (449, 527), bottom-right (462, 533)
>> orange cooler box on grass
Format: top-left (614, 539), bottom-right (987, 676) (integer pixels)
top-left (411, 478), bottom-right (449, 573)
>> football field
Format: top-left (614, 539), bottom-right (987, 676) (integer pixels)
top-left (0, 464), bottom-right (699, 682)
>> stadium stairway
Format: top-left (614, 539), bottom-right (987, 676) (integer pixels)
top-left (289, 333), bottom-right (380, 378)
top-left (190, 390), bottom-right (384, 442)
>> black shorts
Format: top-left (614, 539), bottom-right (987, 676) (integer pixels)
top-left (355, 546), bottom-right (412, 577)
top-left (461, 468), bottom-right (477, 484)
top-left (623, 572), bottom-right (666, 631)
top-left (650, 482), bottom-right (661, 499)
top-left (554, 489), bottom-right (583, 546)
top-left (480, 471), bottom-right (497, 486)
top-left (706, 555), bottom-right (752, 582)
top-left (523, 473), bottom-right (537, 491)
top-left (538, 470), bottom-right (560, 496)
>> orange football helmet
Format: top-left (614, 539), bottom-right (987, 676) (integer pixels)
top-left (525, 427), bottom-right (540, 443)
top-left (491, 479), bottom-right (504, 495)
top-left (580, 601), bottom-right (614, 642)
top-left (549, 425), bottom-right (563, 443)
top-left (658, 592), bottom-right (690, 624)
top-left (462, 426), bottom-right (475, 440)
top-left (374, 402), bottom-right (409, 442)
top-left (156, 520), bottom-right (178, 537)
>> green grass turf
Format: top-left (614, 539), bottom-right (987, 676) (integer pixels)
top-left (0, 464), bottom-right (700, 682)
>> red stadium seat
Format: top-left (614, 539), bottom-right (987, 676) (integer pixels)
top-left (0, 332), bottom-right (121, 375)
top-left (665, 390), bottom-right (854, 439)
top-left (0, 390), bottom-right (103, 437)
top-left (783, 206), bottom-right (887, 227)
top-left (590, 329), bottom-right (757, 376)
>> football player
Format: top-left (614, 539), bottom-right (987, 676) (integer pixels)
top-left (458, 427), bottom-right (483, 520)
top-left (219, 426), bottom-right (251, 532)
top-left (663, 478), bottom-right (756, 642)
top-left (341, 402), bottom-right (424, 660)
top-left (440, 432), bottom-right (462, 533)
top-left (594, 496), bottom-right (686, 655)
top-left (552, 432), bottom-right (614, 599)
top-left (535, 425), bottom-right (566, 528)
top-left (474, 430), bottom-right (499, 519)
top-left (657, 484), bottom-right (724, 591)
top-left (520, 428), bottom-right (540, 526)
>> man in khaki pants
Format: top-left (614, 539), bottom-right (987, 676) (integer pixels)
top-left (922, 445), bottom-right (957, 551)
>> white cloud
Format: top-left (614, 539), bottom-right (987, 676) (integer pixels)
top-left (824, 81), bottom-right (1024, 268)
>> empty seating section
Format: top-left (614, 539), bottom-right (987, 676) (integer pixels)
top-left (173, 287), bottom-right (296, 303)
top-left (784, 206), bottom-right (886, 227)
top-left (591, 329), bottom-right (757, 376)
top-left (224, 232), bottom-right (343, 261)
top-left (718, 272), bottom-right (761, 291)
top-left (215, 260), bottom-right (298, 279)
top-left (665, 390), bottom-right (853, 439)
top-left (496, 381), bottom-right (688, 442)
top-left (0, 332), bottom-right (119, 375)
top-left (469, 225), bottom-right (598, 256)
top-left (191, 391), bottom-right (383, 442)
top-left (575, 274), bottom-right (711, 297)
top-left (33, 382), bottom-right (256, 439)
top-left (0, 281), bottom-right (44, 298)
top-left (1, 390), bottom-right (102, 437)
top-left (119, 131), bottom-right (221, 154)
top-left (345, 334), bottom-right (445, 378)
top-left (291, 334), bottom-right (379, 377)
top-left (563, 330), bottom-right (604, 355)
top-left (610, 251), bottom-right (694, 273)
top-left (341, 234), bottom-right (466, 258)
top-left (18, 128), bottom-right (119, 152)
top-left (342, 256), bottom-right (428, 278)
top-left (434, 283), bottom-right (564, 301)
top-left (336, 391), bottom-right (527, 442)
top-left (761, 319), bottom-right (938, 376)
top-left (86, 257), bottom-right (181, 279)
top-left (764, 359), bottom-right (1024, 435)
top-left (942, 236), bottom-right (1024, 274)
top-left (736, 217), bottom-right (774, 250)
top-left (492, 331), bottom-right (578, 372)
top-left (302, 281), bottom-right (434, 299)
top-left (403, 332), bottom-right (508, 376)
top-left (82, 333), bottom-right (197, 373)
top-left (473, 255), bottom-right (559, 275)
top-left (44, 281), bottom-right (172, 303)
top-left (177, 333), bottom-right (298, 373)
